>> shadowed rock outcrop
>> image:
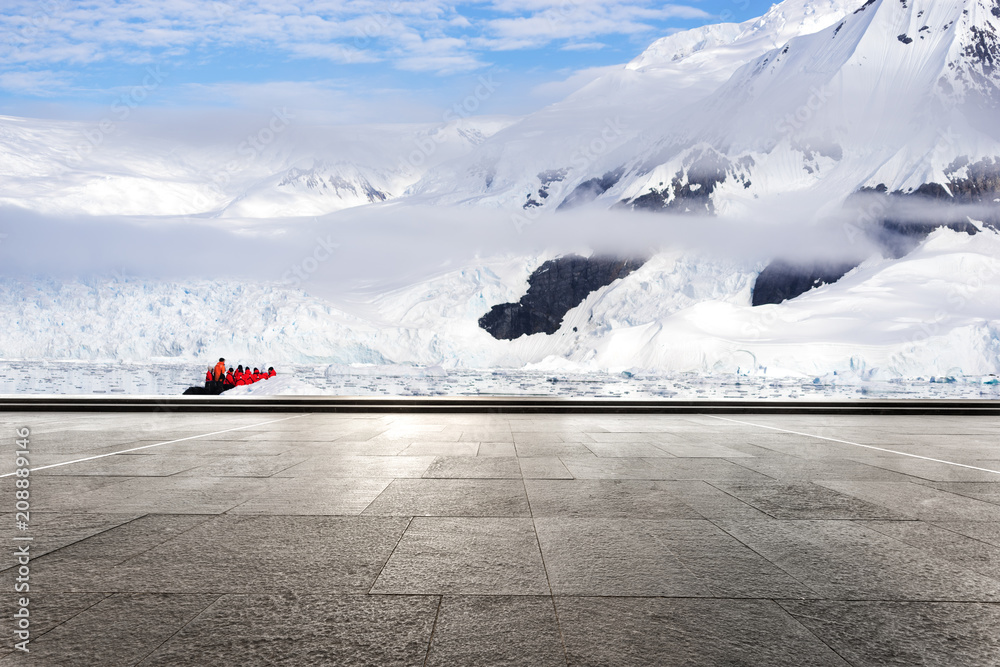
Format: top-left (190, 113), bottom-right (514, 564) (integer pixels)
top-left (753, 157), bottom-right (999, 306)
top-left (751, 260), bottom-right (860, 307)
top-left (480, 255), bottom-right (645, 340)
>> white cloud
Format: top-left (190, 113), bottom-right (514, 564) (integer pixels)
top-left (177, 79), bottom-right (443, 124)
top-left (0, 70), bottom-right (71, 96)
top-left (480, 1), bottom-right (710, 49)
top-left (529, 64), bottom-right (620, 100)
top-left (0, 0), bottom-right (710, 78)
top-left (561, 42), bottom-right (607, 51)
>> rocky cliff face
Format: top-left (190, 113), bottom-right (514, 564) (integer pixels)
top-left (479, 255), bottom-right (645, 339)
top-left (752, 157), bottom-right (999, 306)
top-left (752, 260), bottom-right (860, 306)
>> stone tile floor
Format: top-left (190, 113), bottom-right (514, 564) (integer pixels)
top-left (0, 411), bottom-right (998, 665)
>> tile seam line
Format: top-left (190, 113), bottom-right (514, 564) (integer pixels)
top-left (133, 593), bottom-right (226, 666)
top-left (14, 592), bottom-right (112, 646)
top-left (702, 415), bottom-right (1000, 477)
top-left (421, 595), bottom-right (444, 667)
top-left (521, 460), bottom-right (572, 667)
top-left (0, 414), bottom-right (313, 477)
top-left (770, 598), bottom-right (857, 666)
top-left (367, 516), bottom-right (413, 595)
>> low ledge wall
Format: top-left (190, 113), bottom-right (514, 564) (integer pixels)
top-left (0, 397), bottom-right (997, 415)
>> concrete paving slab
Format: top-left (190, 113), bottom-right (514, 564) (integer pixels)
top-left (476, 442), bottom-right (517, 457)
top-left (0, 594), bottom-right (218, 667)
top-left (653, 440), bottom-right (755, 457)
top-left (848, 456), bottom-right (1000, 482)
top-left (715, 519), bottom-right (1000, 601)
top-left (517, 457), bottom-right (574, 479)
top-left (425, 596), bottom-right (565, 667)
top-left (513, 442), bottom-right (596, 458)
top-left (362, 479), bottom-right (531, 517)
top-left (641, 458), bottom-right (776, 482)
top-left (779, 600), bottom-right (1000, 667)
top-left (398, 441), bottom-right (479, 456)
top-left (816, 480), bottom-right (1000, 521)
top-left (653, 480), bottom-right (774, 520)
top-left (534, 518), bottom-right (713, 597)
top-left (929, 520), bottom-right (1000, 546)
top-left (46, 476), bottom-right (275, 514)
top-left (274, 455), bottom-right (435, 478)
top-left (173, 455), bottom-right (309, 477)
top-left (732, 458), bottom-right (919, 482)
top-left (371, 517), bottom-right (549, 595)
top-left (524, 480), bottom-right (702, 519)
top-left (35, 516), bottom-right (409, 594)
top-left (859, 520), bottom-right (1000, 580)
top-left (138, 594), bottom-right (439, 667)
top-left (0, 512), bottom-right (144, 563)
top-left (0, 592), bottom-right (109, 646)
top-left (556, 597), bottom-right (850, 667)
top-left (423, 456), bottom-right (522, 479)
top-left (558, 457), bottom-right (660, 480)
top-left (712, 482), bottom-right (909, 520)
top-left (32, 453), bottom-right (208, 477)
top-left (228, 477), bottom-right (393, 515)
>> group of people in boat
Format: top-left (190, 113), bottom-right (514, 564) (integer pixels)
top-left (205, 357), bottom-right (276, 390)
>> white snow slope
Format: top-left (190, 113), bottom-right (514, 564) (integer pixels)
top-left (0, 115), bottom-right (515, 218)
top-left (1, 0), bottom-right (999, 383)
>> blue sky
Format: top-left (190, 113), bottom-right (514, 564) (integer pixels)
top-left (0, 0), bottom-right (783, 123)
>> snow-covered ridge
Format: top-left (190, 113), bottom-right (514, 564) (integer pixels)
top-left (0, 115), bottom-right (516, 218)
top-left (626, 0), bottom-right (860, 70)
top-left (604, 0), bottom-right (1000, 215)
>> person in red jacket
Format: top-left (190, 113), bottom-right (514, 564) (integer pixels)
top-left (267, 367), bottom-right (276, 378)
top-left (225, 368), bottom-right (235, 386)
top-left (213, 358), bottom-right (227, 382)
top-left (205, 368), bottom-right (213, 385)
top-left (235, 365), bottom-right (245, 384)
top-left (252, 368), bottom-right (263, 382)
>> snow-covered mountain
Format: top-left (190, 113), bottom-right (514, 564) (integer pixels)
top-left (0, 115), bottom-right (514, 217)
top-left (3, 0), bottom-right (1000, 383)
top-left (410, 0), bottom-right (868, 209)
top-left (610, 0), bottom-right (1000, 214)
top-left (413, 0), bottom-right (1000, 217)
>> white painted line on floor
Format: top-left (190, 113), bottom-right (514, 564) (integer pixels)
top-left (704, 414), bottom-right (1000, 476)
top-left (0, 414), bottom-right (312, 477)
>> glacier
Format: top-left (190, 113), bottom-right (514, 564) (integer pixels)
top-left (2, 0), bottom-right (999, 393)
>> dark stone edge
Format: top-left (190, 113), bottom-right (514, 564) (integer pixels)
top-left (0, 397), bottom-right (997, 415)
